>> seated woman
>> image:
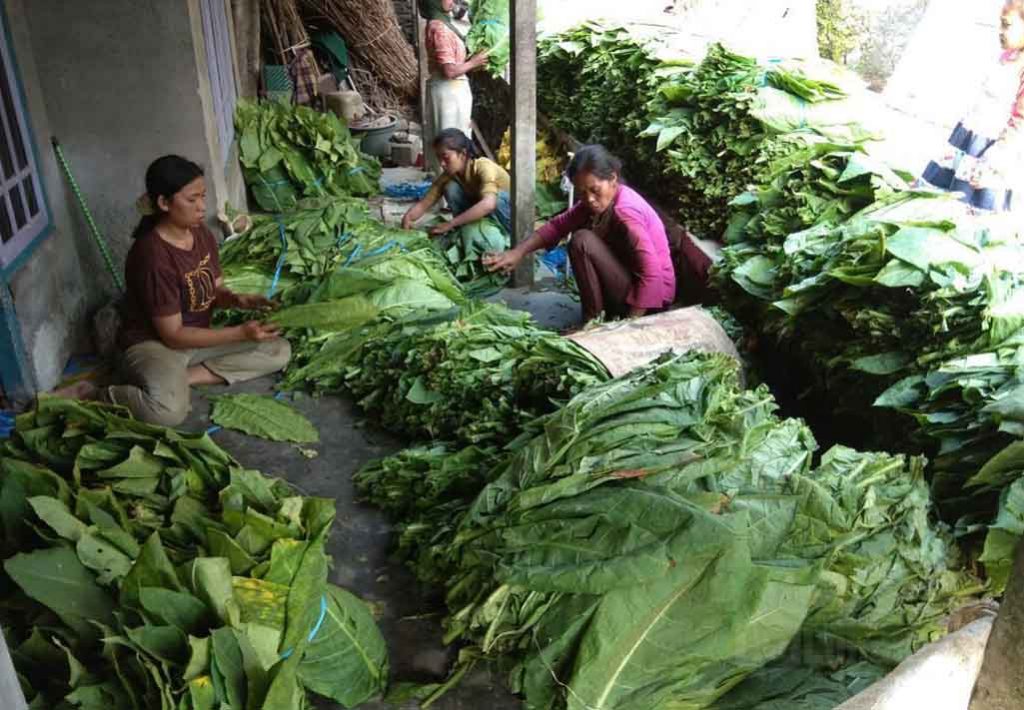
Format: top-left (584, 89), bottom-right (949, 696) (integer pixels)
top-left (104, 155), bottom-right (291, 426)
top-left (402, 129), bottom-right (511, 273)
top-left (483, 145), bottom-right (675, 322)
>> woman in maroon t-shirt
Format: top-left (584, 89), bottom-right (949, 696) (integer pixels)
top-left (101, 156), bottom-right (291, 426)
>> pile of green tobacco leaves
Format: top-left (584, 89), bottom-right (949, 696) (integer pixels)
top-left (537, 23), bottom-right (688, 206)
top-left (717, 180), bottom-right (1024, 476)
top-left (219, 196), bottom-right (471, 370)
top-left (644, 45), bottom-right (880, 238)
top-left (354, 443), bottom-right (503, 587)
top-left (713, 133), bottom-right (1024, 590)
top-left (236, 100), bottom-right (381, 212)
top-left (0, 398), bottom-right (388, 709)
top-left (466, 0), bottom-right (509, 77)
top-left (537, 25), bottom-right (881, 239)
top-left (396, 353), bottom-right (978, 709)
top-left (292, 302), bottom-right (609, 446)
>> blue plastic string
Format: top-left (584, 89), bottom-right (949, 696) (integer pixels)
top-left (267, 219), bottom-right (289, 298)
top-left (363, 240), bottom-right (408, 259)
top-left (205, 425), bottom-right (223, 435)
top-left (347, 166), bottom-right (367, 176)
top-left (279, 594), bottom-right (329, 660)
top-left (336, 231), bottom-right (352, 248)
top-left (343, 243), bottom-right (364, 267)
top-left (478, 19), bottom-right (504, 26)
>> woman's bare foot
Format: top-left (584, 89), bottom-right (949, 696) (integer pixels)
top-left (187, 364), bottom-right (226, 386)
top-left (49, 380), bottom-right (99, 401)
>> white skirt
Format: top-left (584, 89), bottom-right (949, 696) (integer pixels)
top-left (427, 76), bottom-right (473, 171)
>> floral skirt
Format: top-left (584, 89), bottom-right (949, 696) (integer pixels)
top-left (920, 121), bottom-right (1016, 213)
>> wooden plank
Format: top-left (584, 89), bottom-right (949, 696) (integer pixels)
top-left (510, 0), bottom-right (537, 288)
top-left (471, 120), bottom-right (496, 161)
top-left (415, 1), bottom-right (429, 150)
top-left (970, 539), bottom-right (1024, 710)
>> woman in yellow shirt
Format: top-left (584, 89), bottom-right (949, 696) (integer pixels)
top-left (402, 129), bottom-right (511, 278)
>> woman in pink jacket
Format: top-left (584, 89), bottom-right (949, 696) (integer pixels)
top-left (483, 145), bottom-right (676, 322)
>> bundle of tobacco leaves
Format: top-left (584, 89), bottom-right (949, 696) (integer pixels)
top-left (0, 398), bottom-right (388, 709)
top-left (297, 303), bottom-right (609, 447)
top-left (412, 353), bottom-right (977, 708)
top-left (235, 100), bottom-right (381, 212)
top-left (466, 0), bottom-right (509, 77)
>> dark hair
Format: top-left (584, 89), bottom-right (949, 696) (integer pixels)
top-left (432, 128), bottom-right (478, 159)
top-left (131, 155), bottom-right (204, 239)
top-left (567, 144), bottom-right (623, 183)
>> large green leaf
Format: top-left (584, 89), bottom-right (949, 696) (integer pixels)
top-left (297, 585), bottom-right (389, 706)
top-left (4, 547), bottom-right (116, 640)
top-left (269, 296), bottom-right (380, 332)
top-left (211, 394), bottom-right (319, 444)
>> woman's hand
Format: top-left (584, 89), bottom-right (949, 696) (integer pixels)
top-left (470, 50), bottom-right (490, 71)
top-left (430, 221), bottom-right (457, 237)
top-left (241, 320), bottom-right (282, 342)
top-left (401, 210), bottom-right (416, 231)
top-left (483, 248), bottom-right (523, 275)
top-left (234, 293), bottom-right (276, 312)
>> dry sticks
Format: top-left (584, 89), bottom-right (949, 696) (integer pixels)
top-left (262, 0), bottom-right (312, 63)
top-left (300, 0), bottom-right (419, 99)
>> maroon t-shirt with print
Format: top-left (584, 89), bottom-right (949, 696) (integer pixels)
top-left (119, 224), bottom-right (222, 349)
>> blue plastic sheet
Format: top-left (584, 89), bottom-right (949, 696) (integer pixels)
top-left (383, 180), bottom-right (434, 201)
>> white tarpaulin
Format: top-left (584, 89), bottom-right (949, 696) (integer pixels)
top-left (567, 307), bottom-right (741, 379)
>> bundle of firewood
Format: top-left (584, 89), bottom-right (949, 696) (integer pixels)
top-left (300, 0), bottom-right (418, 99)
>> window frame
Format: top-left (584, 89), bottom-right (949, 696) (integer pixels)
top-left (0, 3), bottom-right (52, 274)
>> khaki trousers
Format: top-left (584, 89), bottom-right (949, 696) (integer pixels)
top-left (106, 338), bottom-right (291, 427)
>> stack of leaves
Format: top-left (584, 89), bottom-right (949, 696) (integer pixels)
top-left (0, 398), bottom-right (388, 709)
top-left (221, 197), bottom-right (375, 285)
top-left (236, 99), bottom-right (381, 212)
top-left (878, 349), bottom-right (1024, 574)
top-left (718, 179), bottom-right (1024, 516)
top-left (537, 23), bottom-right (689, 205)
top-left (322, 303), bottom-right (610, 446)
top-left (644, 45), bottom-right (880, 238)
top-left (712, 656), bottom-right (888, 709)
top-left (220, 197), bottom-right (469, 370)
top-left (466, 0), bottom-right (509, 77)
top-left (722, 139), bottom-right (911, 252)
top-left (353, 444), bottom-right (503, 586)
top-left (426, 353), bottom-right (976, 709)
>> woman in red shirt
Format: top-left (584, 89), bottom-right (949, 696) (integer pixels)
top-left (420, 0), bottom-right (488, 171)
top-left (95, 156), bottom-right (290, 426)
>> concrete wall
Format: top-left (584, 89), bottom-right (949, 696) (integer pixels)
top-left (2, 0), bottom-right (104, 395)
top-left (0, 0), bottom-right (246, 393)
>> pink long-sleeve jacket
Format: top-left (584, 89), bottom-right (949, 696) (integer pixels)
top-left (535, 185), bottom-right (676, 309)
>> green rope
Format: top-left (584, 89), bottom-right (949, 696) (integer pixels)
top-left (51, 138), bottom-right (125, 292)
